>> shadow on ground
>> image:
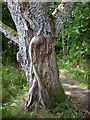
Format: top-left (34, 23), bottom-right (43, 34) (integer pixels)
top-left (60, 75), bottom-right (90, 117)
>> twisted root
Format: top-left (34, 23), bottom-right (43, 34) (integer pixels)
top-left (24, 36), bottom-right (48, 110)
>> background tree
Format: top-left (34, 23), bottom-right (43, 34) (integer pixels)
top-left (55, 2), bottom-right (89, 89)
top-left (55, 2), bottom-right (89, 64)
top-left (0, 1), bottom-right (74, 110)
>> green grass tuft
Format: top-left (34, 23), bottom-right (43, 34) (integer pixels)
top-left (57, 55), bottom-right (89, 89)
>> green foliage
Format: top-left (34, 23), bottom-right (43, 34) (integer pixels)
top-left (2, 64), bottom-right (27, 99)
top-left (2, 63), bottom-right (27, 118)
top-left (2, 3), bottom-right (16, 30)
top-left (55, 2), bottom-right (89, 89)
top-left (2, 3), bottom-right (19, 62)
top-left (55, 2), bottom-right (89, 55)
top-left (48, 2), bottom-right (59, 15)
top-left (2, 64), bottom-right (27, 102)
top-left (57, 56), bottom-right (89, 88)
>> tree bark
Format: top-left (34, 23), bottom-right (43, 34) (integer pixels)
top-left (1, 1), bottom-right (74, 110)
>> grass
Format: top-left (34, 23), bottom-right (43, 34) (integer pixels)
top-left (1, 63), bottom-right (27, 118)
top-left (57, 56), bottom-right (89, 89)
top-left (1, 62), bottom-right (88, 118)
top-left (2, 64), bottom-right (27, 101)
top-left (50, 96), bottom-right (87, 118)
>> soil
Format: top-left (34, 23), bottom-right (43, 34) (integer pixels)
top-left (60, 75), bottom-right (90, 118)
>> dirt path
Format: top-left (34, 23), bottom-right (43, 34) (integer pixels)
top-left (60, 75), bottom-right (90, 113)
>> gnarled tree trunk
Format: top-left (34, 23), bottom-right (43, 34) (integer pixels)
top-left (0, 1), bottom-right (74, 110)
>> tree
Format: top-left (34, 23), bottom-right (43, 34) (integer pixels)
top-left (0, 1), bottom-right (74, 110)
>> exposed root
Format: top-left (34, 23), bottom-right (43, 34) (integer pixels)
top-left (25, 37), bottom-right (35, 109)
top-left (28, 101), bottom-right (37, 111)
top-left (33, 65), bottom-right (46, 110)
top-left (24, 36), bottom-right (49, 110)
top-left (27, 77), bottom-right (36, 108)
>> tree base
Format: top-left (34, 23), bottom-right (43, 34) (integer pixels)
top-left (24, 80), bottom-right (51, 111)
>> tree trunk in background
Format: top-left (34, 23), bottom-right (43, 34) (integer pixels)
top-left (11, 41), bottom-right (13, 59)
top-left (67, 36), bottom-right (69, 54)
top-left (62, 29), bottom-right (65, 55)
top-left (5, 2), bottom-right (70, 110)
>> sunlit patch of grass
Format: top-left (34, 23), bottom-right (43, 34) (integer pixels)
top-left (59, 69), bottom-right (69, 75)
top-left (57, 58), bottom-right (89, 89)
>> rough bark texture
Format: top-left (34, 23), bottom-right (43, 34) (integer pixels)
top-left (1, 1), bottom-right (74, 110)
top-left (55, 2), bottom-right (74, 35)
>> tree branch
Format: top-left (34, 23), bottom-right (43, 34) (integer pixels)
top-left (52, 2), bottom-right (74, 35)
top-left (0, 20), bottom-right (19, 44)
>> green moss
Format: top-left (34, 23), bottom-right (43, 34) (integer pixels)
top-left (56, 80), bottom-right (67, 103)
top-left (48, 80), bottom-right (66, 108)
top-left (49, 15), bottom-right (56, 34)
top-left (49, 89), bottom-right (56, 106)
top-left (0, 20), bottom-right (19, 39)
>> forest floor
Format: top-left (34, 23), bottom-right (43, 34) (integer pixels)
top-left (60, 75), bottom-right (90, 118)
top-left (2, 63), bottom-right (89, 118)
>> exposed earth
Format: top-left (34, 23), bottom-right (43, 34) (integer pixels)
top-left (60, 75), bottom-right (90, 118)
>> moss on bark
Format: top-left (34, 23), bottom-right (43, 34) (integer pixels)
top-left (48, 79), bottom-right (66, 108)
top-left (56, 80), bottom-right (67, 103)
top-left (0, 20), bottom-right (19, 39)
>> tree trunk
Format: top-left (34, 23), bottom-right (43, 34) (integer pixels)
top-left (67, 36), bottom-right (69, 54)
top-left (3, 1), bottom-right (72, 110)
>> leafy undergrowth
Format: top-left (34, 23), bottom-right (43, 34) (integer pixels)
top-left (1, 63), bottom-right (88, 118)
top-left (57, 55), bottom-right (89, 89)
